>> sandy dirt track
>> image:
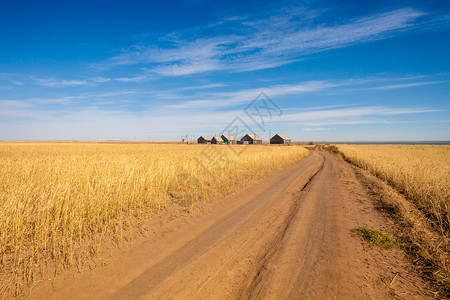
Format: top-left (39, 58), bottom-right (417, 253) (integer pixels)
top-left (32, 147), bottom-right (431, 299)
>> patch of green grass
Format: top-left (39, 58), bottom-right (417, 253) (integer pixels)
top-left (352, 227), bottom-right (397, 249)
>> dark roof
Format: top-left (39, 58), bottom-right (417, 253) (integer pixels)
top-left (272, 134), bottom-right (291, 140)
top-left (221, 134), bottom-right (237, 140)
top-left (198, 136), bottom-right (212, 140)
top-left (243, 134), bottom-right (262, 141)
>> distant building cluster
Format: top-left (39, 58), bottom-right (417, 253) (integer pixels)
top-left (197, 134), bottom-right (291, 145)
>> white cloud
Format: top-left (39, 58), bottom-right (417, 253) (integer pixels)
top-left (160, 75), bottom-right (447, 110)
top-left (152, 59), bottom-right (219, 76)
top-left (9, 75), bottom-right (448, 112)
top-left (0, 100), bottom-right (33, 108)
top-left (92, 77), bottom-right (112, 83)
top-left (0, 72), bottom-right (24, 85)
top-left (31, 77), bottom-right (88, 87)
top-left (96, 8), bottom-right (427, 77)
top-left (114, 75), bottom-right (149, 83)
top-left (0, 100), bottom-right (440, 140)
top-left (181, 83), bottom-right (227, 90)
top-left (163, 80), bottom-right (335, 109)
top-left (280, 106), bottom-right (439, 122)
top-left (371, 80), bottom-right (446, 90)
top-left (302, 127), bottom-right (335, 131)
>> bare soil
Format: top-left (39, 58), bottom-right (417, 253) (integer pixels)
top-left (31, 147), bottom-right (432, 299)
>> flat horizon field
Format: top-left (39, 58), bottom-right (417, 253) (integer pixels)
top-left (0, 143), bottom-right (448, 298)
top-left (1, 0), bottom-right (449, 298)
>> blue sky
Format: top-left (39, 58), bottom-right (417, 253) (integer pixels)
top-left (0, 0), bottom-right (449, 141)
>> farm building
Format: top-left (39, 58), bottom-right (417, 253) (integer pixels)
top-left (241, 134), bottom-right (263, 145)
top-left (221, 134), bottom-right (237, 144)
top-left (270, 134), bottom-right (292, 145)
top-left (211, 136), bottom-right (224, 144)
top-left (197, 136), bottom-right (212, 144)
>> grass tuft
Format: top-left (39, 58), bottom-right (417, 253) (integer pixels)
top-left (352, 227), bottom-right (397, 249)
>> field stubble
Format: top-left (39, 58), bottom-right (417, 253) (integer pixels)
top-left (336, 145), bottom-right (449, 233)
top-left (0, 143), bottom-right (309, 297)
top-left (336, 144), bottom-right (450, 292)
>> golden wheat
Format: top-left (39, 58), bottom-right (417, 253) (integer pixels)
top-left (337, 145), bottom-right (450, 234)
top-left (0, 142), bottom-right (308, 296)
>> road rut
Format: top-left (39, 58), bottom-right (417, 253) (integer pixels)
top-left (33, 147), bottom-right (431, 299)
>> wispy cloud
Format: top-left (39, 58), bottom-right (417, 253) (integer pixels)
top-left (10, 74), bottom-right (448, 112)
top-left (371, 80), bottom-right (447, 90)
top-left (0, 99), bottom-right (34, 108)
top-left (95, 7), bottom-right (431, 77)
top-left (281, 106), bottom-right (440, 122)
top-left (21, 7), bottom-right (448, 87)
top-left (300, 119), bottom-right (396, 126)
top-left (0, 89), bottom-right (145, 109)
top-left (114, 75), bottom-right (150, 83)
top-left (161, 75), bottom-right (449, 110)
top-left (181, 83), bottom-right (228, 90)
top-left (0, 72), bottom-right (24, 85)
top-left (31, 77), bottom-right (89, 87)
top-left (92, 77), bottom-right (112, 83)
top-left (163, 80), bottom-right (335, 109)
top-left (0, 102), bottom-right (439, 140)
top-left (302, 127), bottom-right (336, 131)
top-left (31, 96), bottom-right (83, 105)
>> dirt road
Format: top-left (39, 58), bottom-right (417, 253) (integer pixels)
top-left (33, 147), bottom-right (431, 299)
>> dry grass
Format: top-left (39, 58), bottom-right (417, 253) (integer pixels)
top-left (337, 145), bottom-right (450, 235)
top-left (336, 144), bottom-right (450, 295)
top-left (0, 142), bottom-right (308, 297)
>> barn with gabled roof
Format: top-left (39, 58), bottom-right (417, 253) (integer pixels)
top-left (270, 134), bottom-right (291, 145)
top-left (211, 136), bottom-right (224, 144)
top-left (241, 134), bottom-right (263, 145)
top-left (221, 134), bottom-right (237, 144)
top-left (197, 136), bottom-right (212, 144)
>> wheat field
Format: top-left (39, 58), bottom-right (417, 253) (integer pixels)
top-left (0, 142), bottom-right (308, 296)
top-left (337, 145), bottom-right (450, 234)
